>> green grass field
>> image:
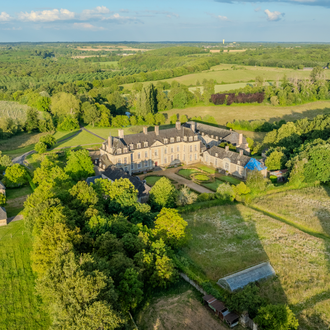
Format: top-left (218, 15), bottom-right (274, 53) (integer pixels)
top-left (193, 174), bottom-right (210, 181)
top-left (197, 165), bottom-right (216, 174)
top-left (144, 175), bottom-right (163, 186)
top-left (0, 221), bottom-right (50, 330)
top-left (202, 179), bottom-right (224, 191)
top-left (177, 169), bottom-right (199, 179)
top-left (219, 175), bottom-right (241, 185)
top-left (180, 203), bottom-right (330, 329)
top-left (6, 186), bottom-right (33, 201)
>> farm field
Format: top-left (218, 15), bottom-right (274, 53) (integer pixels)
top-left (180, 203), bottom-right (330, 329)
top-left (254, 186), bottom-right (330, 237)
top-left (122, 63), bottom-right (330, 90)
top-left (91, 61), bottom-right (119, 67)
top-left (163, 100), bottom-right (330, 127)
top-left (0, 221), bottom-right (50, 330)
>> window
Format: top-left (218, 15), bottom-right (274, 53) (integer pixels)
top-left (145, 161), bottom-right (148, 167)
top-left (183, 154), bottom-right (185, 161)
top-left (164, 139), bottom-right (168, 144)
top-left (177, 137), bottom-right (180, 142)
top-left (205, 156), bottom-right (208, 162)
top-left (194, 136), bottom-right (198, 141)
top-left (171, 147), bottom-right (174, 153)
top-left (184, 136), bottom-right (187, 141)
top-left (118, 158), bottom-right (121, 164)
top-left (215, 159), bottom-right (218, 167)
top-left (177, 146), bottom-right (180, 152)
top-left (225, 163), bottom-right (230, 171)
top-left (194, 145), bottom-right (197, 151)
top-left (124, 148), bottom-right (128, 153)
top-left (190, 146), bottom-right (192, 152)
top-left (215, 153), bottom-right (218, 157)
top-left (137, 143), bottom-right (141, 149)
top-left (202, 132), bottom-right (205, 136)
top-left (164, 158), bottom-right (167, 163)
top-left (171, 155), bottom-right (174, 161)
top-left (155, 150), bottom-right (158, 157)
top-left (189, 136), bottom-right (193, 141)
top-left (177, 154), bottom-right (179, 160)
top-left (170, 137), bottom-right (174, 143)
top-left (145, 151), bottom-right (148, 158)
top-left (138, 163), bottom-right (141, 169)
top-left (117, 148), bottom-right (122, 154)
top-left (131, 163), bottom-right (134, 170)
top-left (125, 167), bottom-right (128, 172)
top-left (183, 146), bottom-right (185, 152)
top-left (164, 148), bottom-right (167, 154)
top-left (130, 144), bottom-right (134, 150)
top-left (190, 154), bottom-right (192, 161)
top-left (211, 135), bottom-right (214, 138)
top-left (144, 142), bottom-right (148, 147)
top-left (194, 153), bottom-right (197, 160)
top-left (137, 153), bottom-right (141, 160)
top-left (124, 157), bottom-right (127, 164)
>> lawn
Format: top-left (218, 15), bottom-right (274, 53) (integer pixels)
top-left (178, 169), bottom-right (199, 179)
top-left (202, 179), bottom-right (224, 191)
top-left (253, 186), bottom-right (330, 238)
top-left (180, 203), bottom-right (330, 329)
top-left (6, 186), bottom-right (33, 201)
top-left (219, 175), bottom-right (241, 185)
top-left (193, 174), bottom-right (210, 181)
top-left (197, 165), bottom-right (216, 174)
top-left (0, 221), bottom-right (50, 330)
top-left (144, 175), bottom-right (163, 186)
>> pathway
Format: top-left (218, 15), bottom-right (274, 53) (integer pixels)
top-left (81, 127), bottom-right (106, 140)
top-left (12, 150), bottom-right (35, 165)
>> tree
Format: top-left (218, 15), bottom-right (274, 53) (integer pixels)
top-left (5, 164), bottom-right (27, 185)
top-left (39, 134), bottom-right (56, 148)
top-left (0, 151), bottom-right (12, 169)
top-left (154, 113), bottom-right (166, 125)
top-left (51, 92), bottom-right (81, 118)
top-left (145, 113), bottom-right (155, 125)
top-left (82, 102), bottom-right (100, 126)
top-left (156, 90), bottom-right (172, 111)
top-left (233, 182), bottom-right (251, 201)
top-left (130, 115), bottom-right (138, 126)
top-left (25, 108), bottom-right (39, 133)
top-left (310, 66), bottom-right (325, 83)
top-left (0, 193), bottom-right (5, 206)
top-left (107, 91), bottom-right (127, 115)
top-left (170, 114), bottom-right (178, 125)
top-left (255, 304), bottom-right (299, 330)
top-left (265, 150), bottom-right (287, 171)
top-left (65, 149), bottom-right (95, 181)
top-left (154, 208), bottom-right (188, 248)
top-left (255, 75), bottom-right (264, 87)
top-left (57, 115), bottom-right (79, 131)
top-left (136, 84), bottom-right (156, 116)
top-left (216, 183), bottom-right (235, 201)
top-left (246, 170), bottom-right (269, 192)
top-left (36, 96), bottom-right (51, 112)
top-left (149, 177), bottom-right (177, 210)
top-left (176, 185), bottom-right (198, 206)
top-left (35, 141), bottom-right (47, 154)
top-left (180, 114), bottom-right (188, 123)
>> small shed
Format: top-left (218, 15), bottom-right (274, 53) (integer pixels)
top-left (202, 295), bottom-right (229, 321)
top-left (0, 207), bottom-right (7, 226)
top-left (217, 262), bottom-right (275, 292)
top-left (224, 312), bottom-right (240, 328)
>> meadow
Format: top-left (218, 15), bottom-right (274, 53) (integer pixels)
top-left (0, 221), bottom-right (50, 330)
top-left (180, 203), bottom-right (330, 329)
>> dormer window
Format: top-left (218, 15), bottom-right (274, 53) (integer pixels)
top-left (144, 142), bottom-right (148, 147)
top-left (117, 148), bottom-right (122, 154)
top-left (177, 137), bottom-right (180, 142)
top-left (211, 135), bottom-right (214, 138)
top-left (137, 143), bottom-right (141, 149)
top-left (189, 136), bottom-right (193, 141)
top-left (202, 132), bottom-right (205, 136)
top-left (130, 144), bottom-right (134, 150)
top-left (170, 137), bottom-right (174, 143)
top-left (123, 148), bottom-right (128, 153)
top-left (164, 138), bottom-right (168, 144)
top-left (184, 136), bottom-right (187, 141)
top-left (194, 136), bottom-right (198, 141)
top-left (215, 153), bottom-right (218, 157)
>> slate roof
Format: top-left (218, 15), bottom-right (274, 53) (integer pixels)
top-left (0, 181), bottom-right (5, 190)
top-left (103, 126), bottom-right (197, 155)
top-left (217, 262), bottom-right (276, 292)
top-left (207, 146), bottom-right (252, 166)
top-left (100, 154), bottom-right (112, 168)
top-left (102, 165), bottom-right (150, 198)
top-left (0, 207), bottom-right (7, 220)
top-left (86, 175), bottom-right (102, 185)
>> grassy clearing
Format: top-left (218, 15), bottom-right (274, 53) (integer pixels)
top-left (178, 169), bottom-right (199, 179)
top-left (219, 175), bottom-right (241, 185)
top-left (194, 174), bottom-right (210, 181)
top-left (180, 203), bottom-right (330, 329)
top-left (6, 186), bottom-right (33, 201)
top-left (254, 186), bottom-right (330, 237)
top-left (202, 179), bottom-right (224, 191)
top-left (163, 101), bottom-right (330, 127)
top-left (5, 196), bottom-right (27, 218)
top-left (0, 101), bottom-right (30, 122)
top-left (197, 165), bottom-right (216, 174)
top-left (0, 221), bottom-right (50, 329)
top-left (123, 63), bottom-right (330, 90)
top-left (144, 176), bottom-right (163, 186)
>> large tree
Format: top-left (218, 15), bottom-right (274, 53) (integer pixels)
top-left (65, 149), bottom-right (95, 181)
top-left (149, 177), bottom-right (177, 211)
top-left (51, 92), bottom-right (81, 118)
top-left (136, 84), bottom-right (157, 116)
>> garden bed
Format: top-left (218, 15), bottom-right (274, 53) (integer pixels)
top-left (177, 169), bottom-right (199, 179)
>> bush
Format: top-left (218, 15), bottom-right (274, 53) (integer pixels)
top-left (216, 183), bottom-right (235, 201)
top-left (57, 116), bottom-right (80, 131)
top-left (269, 175), bottom-right (278, 184)
top-left (211, 92), bottom-right (264, 106)
top-left (176, 186), bottom-right (198, 206)
top-left (39, 134), bottom-right (56, 148)
top-left (35, 142), bottom-right (47, 154)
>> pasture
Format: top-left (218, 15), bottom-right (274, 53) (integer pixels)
top-left (180, 203), bottom-right (330, 329)
top-left (0, 221), bottom-right (50, 330)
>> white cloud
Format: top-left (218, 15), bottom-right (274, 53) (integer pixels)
top-left (17, 9), bottom-right (75, 22)
top-left (264, 9), bottom-right (284, 21)
top-left (81, 6), bottom-right (110, 19)
top-left (218, 15), bottom-right (229, 21)
top-left (0, 12), bottom-right (11, 22)
top-left (73, 22), bottom-right (105, 31)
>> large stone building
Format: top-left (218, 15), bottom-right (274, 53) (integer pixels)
top-left (100, 121), bottom-right (201, 174)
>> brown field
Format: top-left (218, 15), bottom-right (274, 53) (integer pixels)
top-left (162, 101), bottom-right (330, 127)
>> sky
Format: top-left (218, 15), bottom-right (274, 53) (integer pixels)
top-left (0, 0), bottom-right (329, 42)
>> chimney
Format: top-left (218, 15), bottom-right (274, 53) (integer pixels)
top-left (176, 121), bottom-right (181, 130)
top-left (118, 129), bottom-right (124, 139)
top-left (155, 126), bottom-right (159, 135)
top-left (108, 135), bottom-right (112, 151)
top-left (191, 122), bottom-right (196, 133)
top-left (239, 149), bottom-right (244, 156)
top-left (239, 133), bottom-right (243, 146)
top-left (225, 146), bottom-right (229, 152)
top-left (143, 126), bottom-right (148, 135)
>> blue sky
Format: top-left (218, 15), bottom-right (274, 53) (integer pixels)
top-left (0, 0), bottom-right (329, 42)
